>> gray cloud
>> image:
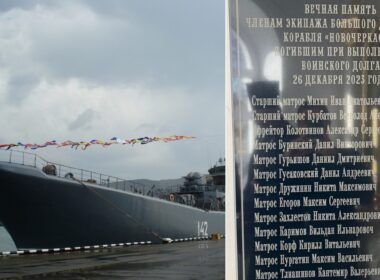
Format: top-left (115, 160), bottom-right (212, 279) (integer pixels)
top-left (68, 109), bottom-right (99, 131)
top-left (6, 75), bottom-right (39, 105)
top-left (0, 0), bottom-right (38, 12)
top-left (24, 0), bottom-right (223, 91)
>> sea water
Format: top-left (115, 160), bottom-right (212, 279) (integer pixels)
top-left (0, 226), bottom-right (16, 251)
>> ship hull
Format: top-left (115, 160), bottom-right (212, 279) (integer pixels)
top-left (0, 162), bottom-right (224, 249)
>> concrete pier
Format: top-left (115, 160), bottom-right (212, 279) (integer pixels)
top-left (0, 240), bottom-right (224, 280)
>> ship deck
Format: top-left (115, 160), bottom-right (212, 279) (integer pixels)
top-left (0, 240), bottom-right (224, 280)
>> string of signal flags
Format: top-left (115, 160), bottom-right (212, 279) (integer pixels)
top-left (0, 135), bottom-right (196, 151)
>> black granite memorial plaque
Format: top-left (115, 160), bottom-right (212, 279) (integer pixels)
top-left (229, 0), bottom-right (380, 279)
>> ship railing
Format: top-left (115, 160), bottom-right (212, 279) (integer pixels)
top-left (0, 149), bottom-right (148, 194)
top-left (166, 185), bottom-right (181, 194)
top-left (162, 184), bottom-right (225, 195)
top-left (205, 185), bottom-right (225, 192)
top-left (176, 185), bottom-right (225, 193)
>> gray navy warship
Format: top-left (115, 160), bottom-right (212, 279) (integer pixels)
top-left (0, 150), bottom-right (225, 249)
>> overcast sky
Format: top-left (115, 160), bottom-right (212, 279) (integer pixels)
top-left (0, 0), bottom-right (224, 179)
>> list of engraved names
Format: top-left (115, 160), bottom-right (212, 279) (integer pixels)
top-left (247, 2), bottom-right (380, 279)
